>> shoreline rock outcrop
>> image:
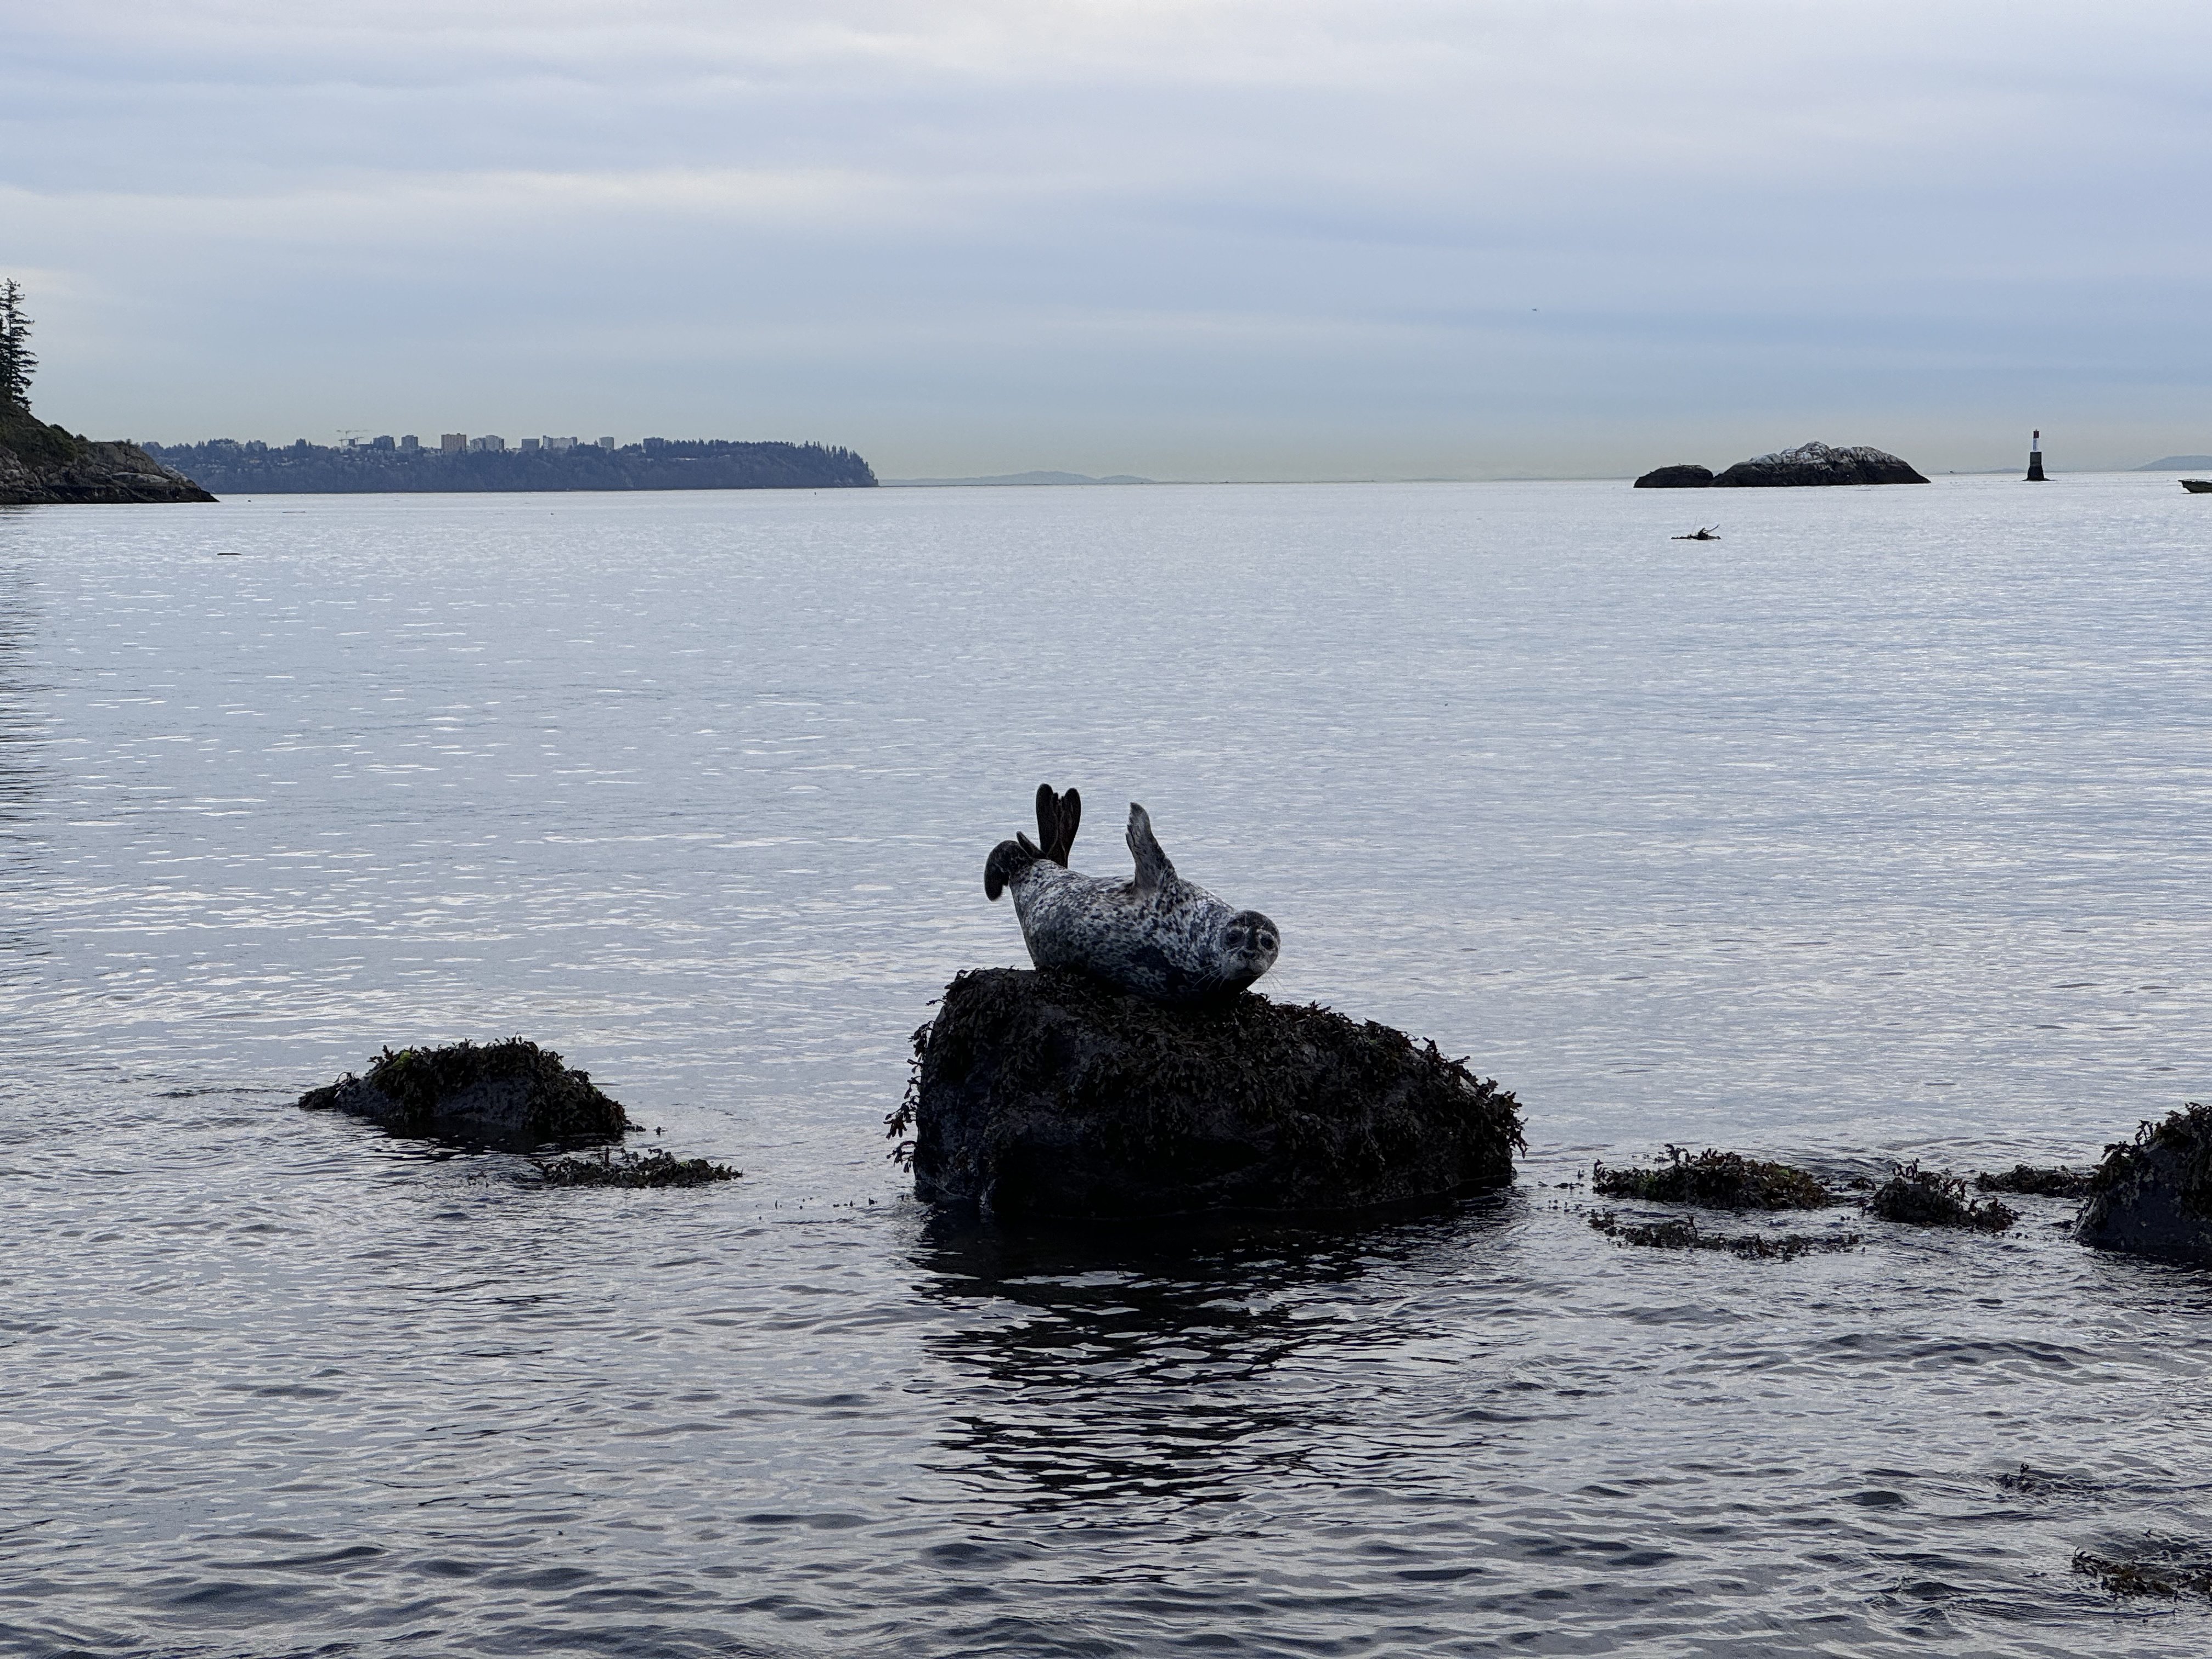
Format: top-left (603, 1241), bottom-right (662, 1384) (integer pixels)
top-left (1635, 441), bottom-right (1927, 489)
top-left (1, 409), bottom-right (216, 505)
top-left (900, 968), bottom-right (1525, 1222)
top-left (1632, 464), bottom-right (1715, 489)
top-left (2077, 1104), bottom-right (2212, 1264)
top-left (300, 1039), bottom-right (634, 1147)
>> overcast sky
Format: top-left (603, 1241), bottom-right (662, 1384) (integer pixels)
top-left (7, 1), bottom-right (2211, 477)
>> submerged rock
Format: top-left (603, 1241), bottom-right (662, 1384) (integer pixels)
top-left (1868, 1161), bottom-right (2016, 1231)
top-left (1711, 441), bottom-right (1928, 488)
top-left (2073, 1547), bottom-right (2212, 1599)
top-left (1976, 1164), bottom-right (2092, 1199)
top-left (1632, 464), bottom-right (1716, 489)
top-left (901, 968), bottom-right (1524, 1222)
top-left (300, 1039), bottom-right (633, 1146)
top-left (2076, 1104), bottom-right (2212, 1264)
top-left (531, 1147), bottom-right (740, 1188)
top-left (1593, 1147), bottom-right (1832, 1209)
top-left (1588, 1209), bottom-right (1859, 1259)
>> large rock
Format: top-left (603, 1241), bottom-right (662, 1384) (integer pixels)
top-left (0, 409), bottom-right (216, 505)
top-left (1711, 441), bottom-right (1927, 488)
top-left (1633, 464), bottom-right (1715, 489)
top-left (904, 968), bottom-right (1524, 1221)
top-left (2076, 1104), bottom-right (2212, 1265)
top-left (300, 1039), bottom-right (634, 1147)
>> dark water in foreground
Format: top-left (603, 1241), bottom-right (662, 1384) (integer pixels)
top-left (5, 479), bottom-right (2212, 1656)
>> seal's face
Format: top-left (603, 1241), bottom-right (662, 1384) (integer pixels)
top-left (1217, 909), bottom-right (1280, 985)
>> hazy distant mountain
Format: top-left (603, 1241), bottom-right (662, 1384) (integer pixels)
top-left (2135, 455), bottom-right (2212, 470)
top-left (882, 470), bottom-right (1152, 487)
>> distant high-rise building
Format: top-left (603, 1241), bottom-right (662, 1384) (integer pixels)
top-left (441, 433), bottom-right (466, 453)
top-left (399, 435), bottom-right (420, 452)
top-left (520, 437), bottom-right (541, 452)
top-left (548, 435), bottom-right (577, 451)
top-left (372, 435), bottom-right (395, 450)
top-left (469, 435), bottom-right (506, 453)
top-left (598, 436), bottom-right (616, 449)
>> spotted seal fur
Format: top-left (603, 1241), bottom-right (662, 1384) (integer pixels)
top-left (985, 785), bottom-right (1280, 1005)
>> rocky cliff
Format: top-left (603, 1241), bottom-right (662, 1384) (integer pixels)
top-left (0, 409), bottom-right (216, 505)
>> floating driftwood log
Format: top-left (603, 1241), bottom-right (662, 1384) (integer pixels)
top-left (898, 968), bottom-right (1523, 1222)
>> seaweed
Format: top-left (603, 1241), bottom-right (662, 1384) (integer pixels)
top-left (1995, 1463), bottom-right (2098, 1497)
top-left (1590, 1146), bottom-right (1833, 1210)
top-left (1587, 1209), bottom-right (1860, 1260)
top-left (2073, 1547), bottom-right (2212, 1599)
top-left (2089, 1104), bottom-right (2212, 1219)
top-left (531, 1147), bottom-right (741, 1188)
top-left (910, 967), bottom-right (1525, 1218)
top-left (1976, 1164), bottom-right (2092, 1199)
top-left (299, 1036), bottom-right (633, 1141)
top-left (1868, 1161), bottom-right (2017, 1231)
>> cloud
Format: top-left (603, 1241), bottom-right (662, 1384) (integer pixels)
top-left (6, 1), bottom-right (2211, 472)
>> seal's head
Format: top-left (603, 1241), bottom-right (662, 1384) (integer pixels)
top-left (1214, 908), bottom-right (1280, 990)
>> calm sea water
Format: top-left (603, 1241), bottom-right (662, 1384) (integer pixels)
top-left (6, 477), bottom-right (2212, 1657)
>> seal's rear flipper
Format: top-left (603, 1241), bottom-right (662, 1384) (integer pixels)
top-left (1032, 785), bottom-right (1081, 866)
top-left (1126, 803), bottom-right (1176, 896)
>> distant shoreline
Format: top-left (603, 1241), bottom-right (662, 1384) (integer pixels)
top-left (144, 436), bottom-right (875, 494)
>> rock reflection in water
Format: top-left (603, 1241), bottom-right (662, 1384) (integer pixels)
top-left (0, 557), bottom-right (48, 973)
top-left (909, 1201), bottom-right (1514, 1516)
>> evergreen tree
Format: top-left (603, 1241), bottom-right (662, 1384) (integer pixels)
top-left (0, 279), bottom-right (36, 414)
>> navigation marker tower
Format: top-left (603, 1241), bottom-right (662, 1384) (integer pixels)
top-left (2025, 430), bottom-right (2045, 481)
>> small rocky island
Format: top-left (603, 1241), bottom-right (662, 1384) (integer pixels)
top-left (0, 279), bottom-right (215, 506)
top-left (899, 968), bottom-right (1525, 1222)
top-left (1635, 441), bottom-right (1928, 489)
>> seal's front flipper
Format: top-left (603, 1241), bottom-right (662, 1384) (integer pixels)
top-left (1126, 803), bottom-right (1176, 897)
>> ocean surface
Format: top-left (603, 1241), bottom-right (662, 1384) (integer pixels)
top-left (5, 476), bottom-right (2212, 1657)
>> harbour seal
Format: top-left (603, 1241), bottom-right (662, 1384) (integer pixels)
top-left (985, 785), bottom-right (1280, 1005)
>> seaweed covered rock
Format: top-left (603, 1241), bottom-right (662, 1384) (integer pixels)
top-left (1588, 1210), bottom-right (1860, 1260)
top-left (2077, 1104), bottom-right (2212, 1264)
top-left (1869, 1161), bottom-right (2016, 1231)
top-left (901, 968), bottom-right (1523, 1222)
top-left (300, 1039), bottom-right (633, 1146)
top-left (1976, 1164), bottom-right (2092, 1199)
top-left (1593, 1147), bottom-right (1831, 1209)
top-left (532, 1147), bottom-right (740, 1188)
